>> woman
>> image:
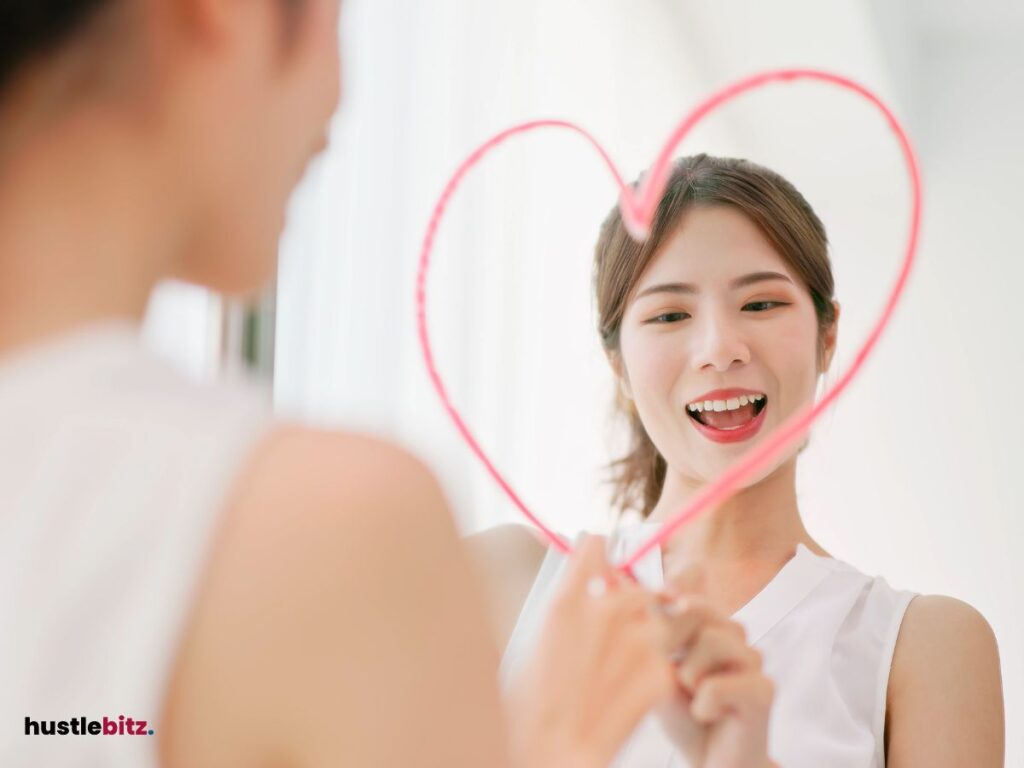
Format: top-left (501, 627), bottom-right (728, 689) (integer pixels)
top-left (0, 2), bottom-right (687, 766)
top-left (473, 155), bottom-right (1005, 766)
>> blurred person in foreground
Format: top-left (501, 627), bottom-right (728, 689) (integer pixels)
top-left (0, 2), bottom-right (699, 766)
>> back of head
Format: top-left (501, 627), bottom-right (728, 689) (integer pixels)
top-left (0, 0), bottom-right (342, 298)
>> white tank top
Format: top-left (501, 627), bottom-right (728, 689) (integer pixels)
top-left (0, 320), bottom-right (276, 768)
top-left (501, 523), bottom-right (917, 768)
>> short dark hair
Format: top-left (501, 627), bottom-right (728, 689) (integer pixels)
top-left (0, 0), bottom-right (113, 95)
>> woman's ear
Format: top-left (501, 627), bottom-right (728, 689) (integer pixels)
top-left (820, 300), bottom-right (841, 373)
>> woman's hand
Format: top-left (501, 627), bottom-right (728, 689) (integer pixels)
top-left (504, 535), bottom-right (677, 768)
top-left (655, 587), bottom-right (776, 768)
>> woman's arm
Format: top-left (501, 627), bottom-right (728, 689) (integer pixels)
top-left (886, 594), bottom-right (1004, 767)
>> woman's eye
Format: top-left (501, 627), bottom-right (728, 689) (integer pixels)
top-left (647, 312), bottom-right (690, 324)
top-left (743, 301), bottom-right (788, 312)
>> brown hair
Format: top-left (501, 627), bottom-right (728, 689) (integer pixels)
top-left (593, 154), bottom-right (837, 519)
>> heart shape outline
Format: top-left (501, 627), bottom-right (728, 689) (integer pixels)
top-left (415, 68), bottom-right (922, 572)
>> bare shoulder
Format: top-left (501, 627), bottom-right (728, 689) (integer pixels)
top-left (466, 523), bottom-right (549, 650)
top-left (892, 595), bottom-right (1001, 683)
top-left (238, 424), bottom-right (439, 507)
top-left (886, 594), bottom-right (1004, 767)
top-left (160, 425), bottom-right (508, 768)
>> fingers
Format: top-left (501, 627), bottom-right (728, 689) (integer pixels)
top-left (547, 542), bottom-right (775, 767)
top-left (557, 535), bottom-right (617, 599)
top-left (689, 672), bottom-right (775, 724)
top-left (538, 535), bottom-right (682, 766)
top-left (590, 622), bottom-right (677, 759)
top-left (599, 605), bottom-right (671, 691)
top-left (677, 621), bottom-right (760, 692)
top-left (659, 595), bottom-right (745, 657)
top-left (547, 536), bottom-right (659, 668)
top-left (556, 535), bottom-right (651, 619)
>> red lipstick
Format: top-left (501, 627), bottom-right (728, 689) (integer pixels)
top-left (686, 388), bottom-right (768, 444)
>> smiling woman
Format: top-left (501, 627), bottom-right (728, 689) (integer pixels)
top-left (472, 153), bottom-right (1004, 767)
top-left (595, 155), bottom-right (838, 518)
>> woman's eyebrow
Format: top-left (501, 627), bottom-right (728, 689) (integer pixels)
top-left (634, 271), bottom-right (794, 299)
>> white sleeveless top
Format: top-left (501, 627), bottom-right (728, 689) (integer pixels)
top-left (0, 321), bottom-right (276, 768)
top-left (501, 523), bottom-right (917, 768)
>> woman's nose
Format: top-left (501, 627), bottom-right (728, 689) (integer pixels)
top-left (691, 315), bottom-right (750, 372)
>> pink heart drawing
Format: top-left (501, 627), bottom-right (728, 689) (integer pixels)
top-left (415, 68), bottom-right (921, 573)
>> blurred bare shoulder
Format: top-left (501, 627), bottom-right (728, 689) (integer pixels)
top-left (160, 425), bottom-right (510, 768)
top-left (466, 523), bottom-right (549, 650)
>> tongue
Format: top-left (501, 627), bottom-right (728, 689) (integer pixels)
top-left (701, 403), bottom-right (756, 430)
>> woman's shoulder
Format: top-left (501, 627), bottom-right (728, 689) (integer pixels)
top-left (161, 425), bottom-right (508, 768)
top-left (885, 594), bottom-right (1003, 765)
top-left (237, 424), bottom-right (437, 498)
top-left (217, 425), bottom-right (447, 533)
top-left (466, 523), bottom-right (549, 650)
top-left (890, 593), bottom-right (1000, 692)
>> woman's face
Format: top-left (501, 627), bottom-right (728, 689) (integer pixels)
top-left (172, 0), bottom-right (343, 295)
top-left (616, 204), bottom-right (837, 487)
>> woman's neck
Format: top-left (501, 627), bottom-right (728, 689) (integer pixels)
top-left (0, 108), bottom-right (173, 356)
top-left (644, 458), bottom-right (824, 567)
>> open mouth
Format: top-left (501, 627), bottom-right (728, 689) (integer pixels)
top-left (686, 394), bottom-right (768, 431)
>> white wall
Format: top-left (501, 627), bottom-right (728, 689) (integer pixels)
top-left (142, 281), bottom-right (223, 381)
top-left (866, 4), bottom-right (1024, 755)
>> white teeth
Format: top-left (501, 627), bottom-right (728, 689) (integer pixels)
top-left (687, 393), bottom-right (766, 411)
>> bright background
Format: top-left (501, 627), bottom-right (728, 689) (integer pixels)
top-left (144, 1), bottom-right (1023, 760)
